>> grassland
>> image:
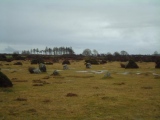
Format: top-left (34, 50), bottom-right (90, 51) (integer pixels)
top-left (0, 60), bottom-right (160, 120)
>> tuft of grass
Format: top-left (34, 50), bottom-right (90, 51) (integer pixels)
top-left (113, 82), bottom-right (125, 85)
top-left (66, 93), bottom-right (78, 97)
top-left (43, 76), bottom-right (50, 79)
top-left (33, 83), bottom-right (43, 86)
top-left (66, 75), bottom-right (94, 78)
top-left (154, 76), bottom-right (160, 79)
top-left (26, 109), bottom-right (37, 113)
top-left (102, 76), bottom-right (113, 79)
top-left (42, 99), bottom-right (52, 103)
top-left (141, 72), bottom-right (152, 76)
top-left (101, 96), bottom-right (118, 101)
top-left (92, 86), bottom-right (99, 89)
top-left (54, 81), bottom-right (66, 84)
top-left (141, 86), bottom-right (153, 89)
top-left (0, 88), bottom-right (13, 93)
top-left (52, 76), bottom-right (65, 79)
top-left (32, 79), bottom-right (49, 84)
top-left (12, 79), bottom-right (28, 82)
top-left (15, 97), bottom-right (27, 101)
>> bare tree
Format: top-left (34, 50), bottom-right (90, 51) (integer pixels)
top-left (113, 52), bottom-right (120, 56)
top-left (30, 49), bottom-right (33, 54)
top-left (68, 47), bottom-right (74, 54)
top-left (45, 47), bottom-right (48, 55)
top-left (93, 49), bottom-right (98, 56)
top-left (48, 48), bottom-right (52, 55)
top-left (153, 51), bottom-right (159, 56)
top-left (33, 48), bottom-right (36, 54)
top-left (53, 48), bottom-right (56, 55)
top-left (120, 50), bottom-right (128, 55)
top-left (36, 48), bottom-right (39, 54)
top-left (82, 49), bottom-right (92, 56)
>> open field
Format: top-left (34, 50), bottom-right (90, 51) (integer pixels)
top-left (0, 60), bottom-right (160, 120)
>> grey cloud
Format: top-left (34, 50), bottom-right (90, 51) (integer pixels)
top-left (3, 46), bottom-right (18, 53)
top-left (0, 0), bottom-right (160, 54)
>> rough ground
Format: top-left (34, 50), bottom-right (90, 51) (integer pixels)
top-left (0, 60), bottom-right (160, 120)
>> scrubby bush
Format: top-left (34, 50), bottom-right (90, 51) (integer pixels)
top-left (13, 62), bottom-right (23, 65)
top-left (85, 59), bottom-right (99, 65)
top-left (62, 60), bottom-right (70, 65)
top-left (0, 54), bottom-right (6, 61)
top-left (31, 59), bottom-right (44, 64)
top-left (99, 60), bottom-right (107, 64)
top-left (6, 59), bottom-right (12, 62)
top-left (31, 59), bottom-right (38, 64)
top-left (45, 62), bottom-right (53, 65)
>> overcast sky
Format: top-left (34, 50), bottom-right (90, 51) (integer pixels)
top-left (0, 0), bottom-right (160, 54)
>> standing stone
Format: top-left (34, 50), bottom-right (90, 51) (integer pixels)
top-left (86, 63), bottom-right (91, 68)
top-left (63, 64), bottom-right (68, 70)
top-left (104, 72), bottom-right (111, 78)
top-left (125, 60), bottom-right (139, 69)
top-left (33, 68), bottom-right (41, 74)
top-left (52, 70), bottom-right (60, 76)
top-left (39, 63), bottom-right (46, 72)
top-left (0, 72), bottom-right (13, 87)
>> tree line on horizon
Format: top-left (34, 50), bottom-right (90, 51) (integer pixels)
top-left (20, 47), bottom-right (159, 56)
top-left (21, 46), bottom-right (74, 55)
top-left (21, 47), bottom-right (130, 56)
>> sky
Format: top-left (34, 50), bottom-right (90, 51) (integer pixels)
top-left (0, 0), bottom-right (160, 55)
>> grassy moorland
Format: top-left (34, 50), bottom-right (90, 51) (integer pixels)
top-left (0, 60), bottom-right (160, 120)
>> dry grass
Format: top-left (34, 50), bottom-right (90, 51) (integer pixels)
top-left (0, 60), bottom-right (160, 120)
